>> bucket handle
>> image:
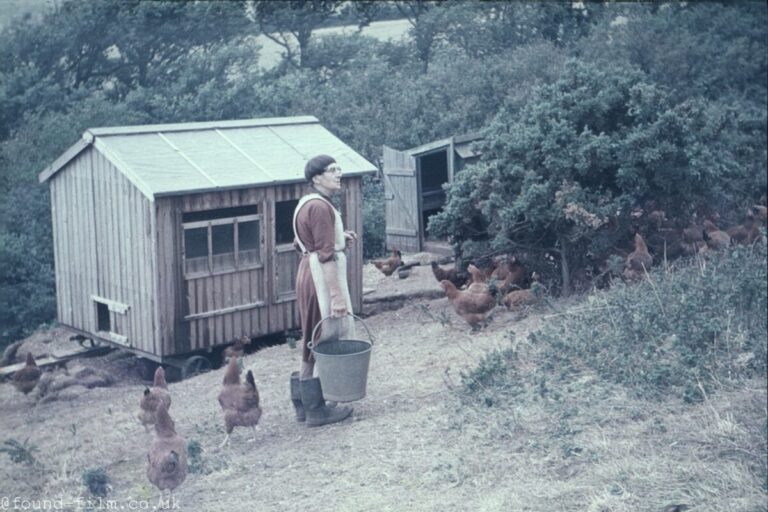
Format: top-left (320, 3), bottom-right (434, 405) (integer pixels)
top-left (308, 313), bottom-right (374, 350)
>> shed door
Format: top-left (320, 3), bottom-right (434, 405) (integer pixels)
top-left (383, 145), bottom-right (420, 252)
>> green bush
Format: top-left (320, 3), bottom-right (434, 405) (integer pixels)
top-left (82, 468), bottom-right (110, 497)
top-left (533, 242), bottom-right (768, 401)
top-left (0, 438), bottom-right (39, 465)
top-left (361, 175), bottom-right (386, 259)
top-left (463, 242), bottom-right (767, 403)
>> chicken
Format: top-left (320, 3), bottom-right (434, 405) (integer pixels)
top-left (623, 233), bottom-right (653, 281)
top-left (466, 263), bottom-right (488, 287)
top-left (681, 221), bottom-right (706, 255)
top-left (372, 248), bottom-right (403, 276)
top-left (147, 402), bottom-right (187, 499)
top-left (138, 367), bottom-right (172, 432)
top-left (440, 277), bottom-right (497, 331)
top-left (501, 273), bottom-right (542, 310)
top-left (430, 261), bottom-right (469, 289)
top-left (727, 210), bottom-right (763, 245)
top-left (12, 353), bottom-right (41, 396)
top-left (701, 220), bottom-right (730, 250)
top-left (223, 335), bottom-right (251, 365)
top-left (626, 233), bottom-right (652, 271)
top-left (489, 255), bottom-right (529, 293)
top-left (217, 356), bottom-right (262, 447)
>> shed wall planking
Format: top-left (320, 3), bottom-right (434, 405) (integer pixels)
top-left (49, 148), bottom-right (155, 354)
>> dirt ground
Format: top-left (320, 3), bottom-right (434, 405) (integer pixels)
top-left (0, 255), bottom-right (765, 512)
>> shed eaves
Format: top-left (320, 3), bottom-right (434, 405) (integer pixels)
top-left (39, 116), bottom-right (377, 199)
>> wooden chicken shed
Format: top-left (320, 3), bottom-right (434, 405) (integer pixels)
top-left (38, 116), bottom-right (377, 372)
top-left (382, 132), bottom-right (482, 254)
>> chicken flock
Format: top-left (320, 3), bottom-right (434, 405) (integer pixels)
top-left (622, 203), bottom-right (766, 281)
top-left (373, 198), bottom-right (767, 330)
top-left (6, 336), bottom-right (263, 502)
top-left (434, 257), bottom-right (544, 330)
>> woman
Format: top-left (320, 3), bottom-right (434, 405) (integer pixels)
top-left (289, 154), bottom-right (356, 427)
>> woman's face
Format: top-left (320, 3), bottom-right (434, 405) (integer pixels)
top-left (312, 163), bottom-right (343, 194)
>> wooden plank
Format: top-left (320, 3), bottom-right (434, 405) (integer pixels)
top-left (58, 171), bottom-right (71, 325)
top-left (385, 169), bottom-right (416, 177)
top-left (147, 190), bottom-right (159, 357)
top-left (69, 160), bottom-right (81, 329)
top-left (120, 176), bottom-right (140, 348)
top-left (91, 295), bottom-right (129, 314)
top-left (134, 184), bottom-right (149, 353)
top-left (85, 154), bottom-right (99, 335)
top-left (72, 160), bottom-right (83, 330)
top-left (183, 301), bottom-right (266, 321)
top-left (223, 272), bottom-right (233, 342)
top-left (50, 182), bottom-right (63, 323)
top-left (232, 268), bottom-right (243, 337)
top-left (386, 227), bottom-right (419, 237)
top-left (0, 345), bottom-right (111, 379)
top-left (38, 137), bottom-right (90, 183)
top-left (188, 279), bottom-right (197, 350)
top-left (156, 201), bottom-right (173, 356)
top-left (149, 193), bottom-right (160, 357)
top-left (87, 116), bottom-right (319, 137)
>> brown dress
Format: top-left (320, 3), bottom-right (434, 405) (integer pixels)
top-left (294, 196), bottom-right (337, 363)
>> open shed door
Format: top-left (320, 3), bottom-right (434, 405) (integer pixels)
top-left (383, 145), bottom-right (420, 252)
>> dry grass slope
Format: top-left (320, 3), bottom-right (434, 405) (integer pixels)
top-left (0, 250), bottom-right (765, 511)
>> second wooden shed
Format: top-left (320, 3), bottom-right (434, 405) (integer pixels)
top-left (38, 116), bottom-right (377, 370)
top-left (382, 133), bottom-right (482, 254)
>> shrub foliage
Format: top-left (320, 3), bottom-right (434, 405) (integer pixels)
top-left (470, 243), bottom-right (768, 402)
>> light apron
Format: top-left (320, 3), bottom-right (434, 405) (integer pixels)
top-left (293, 193), bottom-right (355, 344)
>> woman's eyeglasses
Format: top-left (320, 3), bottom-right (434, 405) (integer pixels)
top-left (324, 165), bottom-right (342, 175)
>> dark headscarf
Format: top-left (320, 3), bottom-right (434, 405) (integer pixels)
top-left (304, 154), bottom-right (336, 183)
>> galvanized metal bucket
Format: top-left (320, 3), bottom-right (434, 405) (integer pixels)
top-left (309, 313), bottom-right (373, 402)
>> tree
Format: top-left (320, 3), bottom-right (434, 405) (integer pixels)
top-left (440, 1), bottom-right (604, 59)
top-left (394, 0), bottom-right (448, 74)
top-left (249, 0), bottom-right (342, 69)
top-left (0, 0), bottom-right (250, 139)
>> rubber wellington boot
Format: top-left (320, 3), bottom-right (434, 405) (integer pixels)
top-left (300, 377), bottom-right (352, 427)
top-left (290, 372), bottom-right (306, 422)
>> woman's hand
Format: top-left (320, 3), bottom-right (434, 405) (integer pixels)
top-left (330, 294), bottom-right (348, 318)
top-left (344, 230), bottom-right (357, 248)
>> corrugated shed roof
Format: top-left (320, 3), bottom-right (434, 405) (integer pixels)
top-left (39, 116), bottom-right (377, 199)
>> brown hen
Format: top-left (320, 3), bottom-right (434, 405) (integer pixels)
top-left (138, 367), bottom-right (172, 432)
top-left (147, 403), bottom-right (187, 499)
top-left (728, 210), bottom-right (763, 245)
top-left (372, 248), bottom-right (403, 276)
top-left (440, 276), bottom-right (497, 331)
top-left (623, 233), bottom-right (653, 281)
top-left (702, 220), bottom-right (731, 250)
top-left (217, 356), bottom-right (262, 447)
top-left (502, 273), bottom-right (543, 310)
top-left (490, 255), bottom-right (529, 293)
top-left (12, 353), bottom-right (41, 396)
top-left (430, 261), bottom-right (468, 289)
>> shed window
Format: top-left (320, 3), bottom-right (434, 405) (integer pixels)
top-left (182, 206), bottom-right (262, 277)
top-left (274, 199), bottom-right (300, 302)
top-left (275, 199), bottom-right (299, 245)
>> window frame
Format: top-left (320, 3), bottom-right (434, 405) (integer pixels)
top-left (182, 212), bottom-right (264, 278)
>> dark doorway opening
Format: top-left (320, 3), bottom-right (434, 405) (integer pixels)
top-left (418, 150), bottom-right (449, 241)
